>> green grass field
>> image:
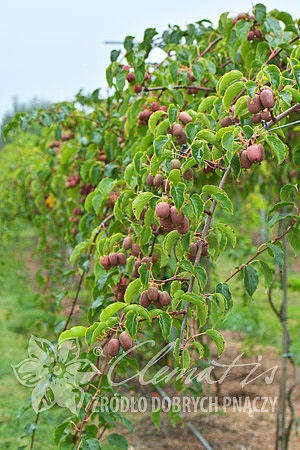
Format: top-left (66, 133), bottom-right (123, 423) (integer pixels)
top-left (0, 227), bottom-right (299, 448)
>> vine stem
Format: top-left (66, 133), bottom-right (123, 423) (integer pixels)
top-left (144, 85), bottom-right (216, 93)
top-left (76, 356), bottom-right (108, 449)
top-left (63, 213), bottom-right (114, 331)
top-left (195, 36), bottom-right (222, 60)
top-left (178, 166), bottom-right (231, 355)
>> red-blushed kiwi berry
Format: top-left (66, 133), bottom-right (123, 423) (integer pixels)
top-left (187, 69), bottom-right (196, 82)
top-left (252, 113), bottom-right (261, 124)
top-left (153, 300), bottom-right (163, 310)
top-left (254, 29), bottom-right (263, 39)
top-left (182, 168), bottom-right (193, 180)
top-left (108, 193), bottom-right (119, 208)
top-left (147, 286), bottom-right (159, 302)
top-left (179, 111), bottom-right (192, 124)
top-left (172, 123), bottom-right (184, 137)
top-left (188, 242), bottom-right (198, 262)
top-left (119, 331), bottom-right (134, 352)
top-left (141, 256), bottom-right (152, 267)
top-left (177, 132), bottom-right (187, 145)
top-left (117, 292), bottom-right (125, 301)
top-left (150, 101), bottom-right (159, 112)
top-left (134, 84), bottom-right (142, 94)
top-left (132, 243), bottom-right (141, 257)
top-left (260, 89), bottom-right (275, 109)
top-left (71, 228), bottom-right (77, 235)
top-left (100, 255), bottom-right (110, 270)
top-left (120, 277), bottom-right (127, 288)
top-left (140, 207), bottom-right (147, 221)
top-left (221, 116), bottom-right (233, 128)
top-left (140, 291), bottom-right (151, 308)
top-left (201, 245), bottom-right (209, 257)
top-left (126, 72), bottom-right (135, 83)
top-left (158, 291), bottom-right (171, 307)
top-left (153, 174), bottom-right (163, 187)
top-left (170, 159), bottom-right (181, 170)
top-left (246, 143), bottom-right (265, 163)
top-left (159, 217), bottom-right (174, 229)
top-left (73, 217), bottom-right (79, 224)
top-left (159, 105), bottom-right (167, 112)
top-left (177, 217), bottom-right (190, 234)
top-left (162, 179), bottom-right (170, 193)
top-left (240, 150), bottom-right (252, 169)
top-left (156, 202), bottom-right (170, 218)
top-left (122, 65), bottom-right (130, 71)
top-left (170, 206), bottom-right (185, 225)
top-left (146, 173), bottom-right (154, 186)
top-left (247, 94), bottom-right (262, 114)
top-left (117, 253), bottom-right (127, 266)
top-left (247, 30), bottom-right (255, 41)
top-left (73, 207), bottom-right (82, 215)
top-left (133, 260), bottom-right (141, 277)
top-left (152, 253), bottom-right (159, 263)
top-left (261, 109), bottom-right (272, 121)
top-left (107, 338), bottom-right (120, 357)
top-left (123, 236), bottom-right (132, 250)
top-left (109, 252), bottom-right (118, 266)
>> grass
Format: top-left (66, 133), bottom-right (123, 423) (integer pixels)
top-left (0, 228), bottom-right (67, 449)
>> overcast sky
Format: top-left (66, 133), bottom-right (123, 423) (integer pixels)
top-left (1, 0), bottom-right (299, 121)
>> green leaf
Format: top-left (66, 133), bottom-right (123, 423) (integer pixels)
top-left (259, 260), bottom-right (274, 288)
top-left (170, 182), bottom-right (185, 211)
top-left (124, 278), bottom-right (142, 303)
top-left (159, 312), bottom-right (172, 340)
top-left (190, 193), bottom-right (203, 219)
top-left (235, 20), bottom-right (251, 42)
top-left (169, 169), bottom-right (181, 184)
top-left (149, 110), bottom-right (165, 134)
top-left (205, 329), bottom-right (225, 357)
top-left (264, 134), bottom-right (287, 164)
top-left (216, 224), bottom-right (236, 247)
top-left (280, 184), bottom-right (297, 201)
top-left (138, 262), bottom-right (150, 286)
top-left (163, 229), bottom-right (179, 255)
top-left (196, 130), bottom-right (223, 152)
top-left (268, 243), bottom-right (284, 268)
top-left (54, 419), bottom-right (71, 444)
top-left (107, 434), bottom-right (128, 450)
top-left (292, 64), bottom-right (300, 88)
top-left (70, 240), bottom-right (91, 265)
top-left (217, 70), bottom-right (243, 95)
top-left (202, 185), bottom-right (233, 215)
top-left (132, 192), bottom-right (154, 219)
top-left (82, 439), bottom-right (101, 450)
top-left (182, 348), bottom-right (190, 370)
top-left (123, 304), bottom-right (151, 324)
top-left (151, 408), bottom-right (162, 430)
top-left (287, 228), bottom-right (300, 255)
top-left (254, 3), bottom-right (266, 23)
top-left (58, 326), bottom-right (87, 345)
top-left (244, 265), bottom-right (259, 296)
top-left (194, 266), bottom-right (207, 290)
top-left (234, 96), bottom-right (248, 117)
top-left (99, 302), bottom-right (126, 322)
top-left (125, 311), bottom-right (138, 339)
top-left (263, 65), bottom-right (281, 90)
top-left (169, 61), bottom-right (178, 83)
top-left (223, 81), bottom-right (245, 109)
top-left (192, 62), bottom-right (205, 82)
top-left (292, 145), bottom-right (300, 170)
top-left (221, 131), bottom-right (233, 151)
top-left (154, 135), bottom-right (169, 157)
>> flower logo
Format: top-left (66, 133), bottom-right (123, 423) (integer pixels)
top-left (12, 335), bottom-right (99, 413)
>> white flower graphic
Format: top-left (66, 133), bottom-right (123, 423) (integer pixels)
top-left (13, 335), bottom-right (99, 413)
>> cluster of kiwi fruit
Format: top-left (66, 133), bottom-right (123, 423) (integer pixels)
top-left (138, 102), bottom-right (167, 126)
top-left (100, 252), bottom-right (127, 270)
top-left (123, 65), bottom-right (150, 94)
top-left (139, 286), bottom-right (171, 309)
top-left (156, 201), bottom-right (190, 234)
top-left (113, 277), bottom-right (128, 301)
top-left (107, 331), bottom-right (134, 357)
top-left (240, 143), bottom-right (265, 169)
top-left (122, 236), bottom-right (159, 278)
top-left (247, 87), bottom-right (275, 124)
top-left (188, 240), bottom-right (209, 261)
